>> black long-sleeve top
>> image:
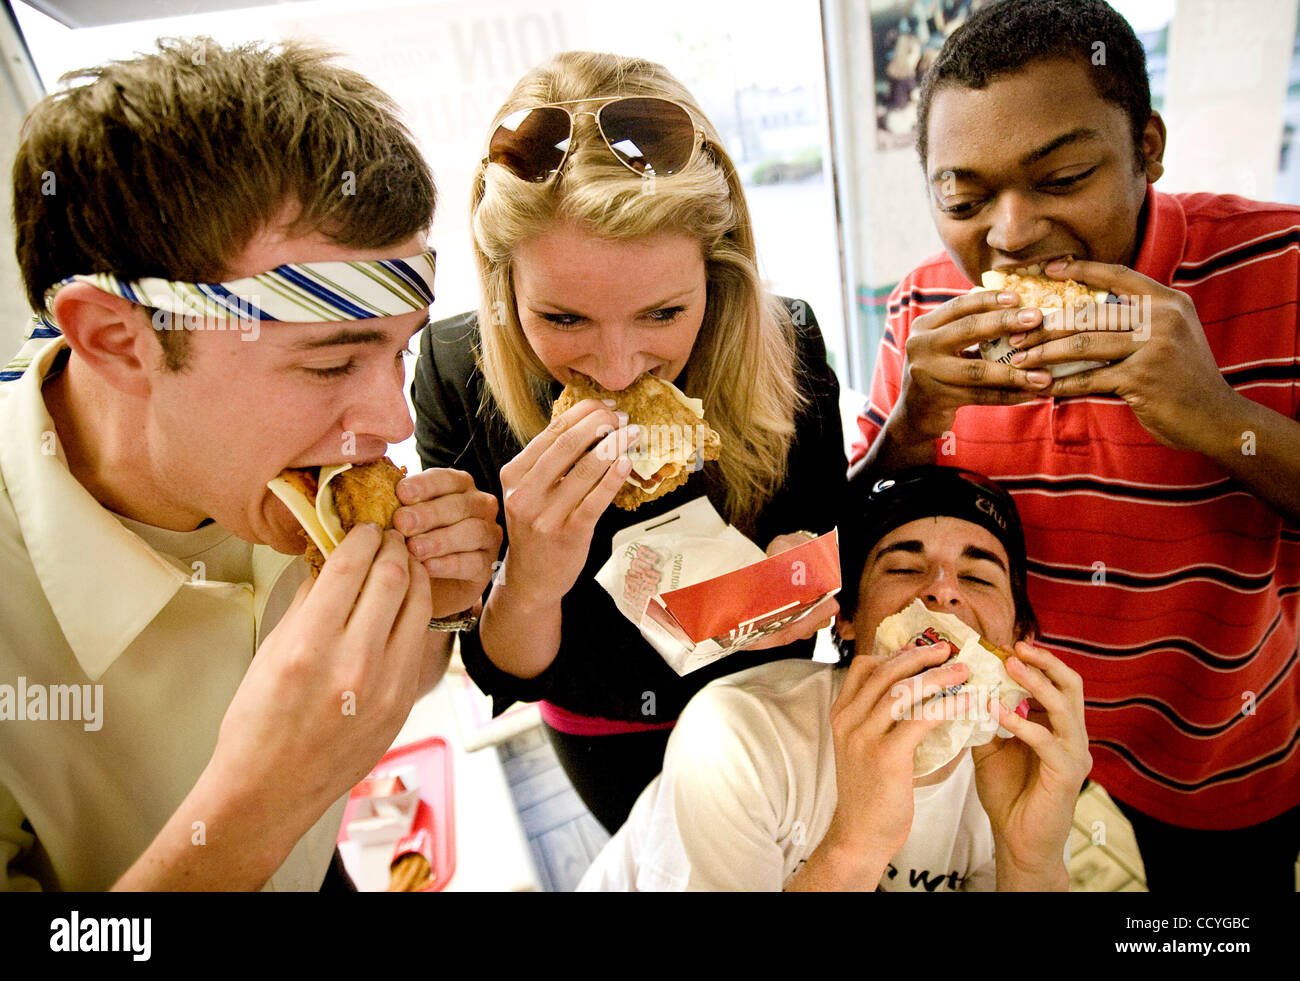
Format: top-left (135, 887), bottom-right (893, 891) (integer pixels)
top-left (411, 300), bottom-right (847, 721)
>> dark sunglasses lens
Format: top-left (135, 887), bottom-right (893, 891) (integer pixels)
top-left (598, 98), bottom-right (695, 176)
top-left (487, 107), bottom-right (573, 182)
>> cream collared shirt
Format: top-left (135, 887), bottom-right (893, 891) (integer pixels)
top-left (0, 337), bottom-right (345, 891)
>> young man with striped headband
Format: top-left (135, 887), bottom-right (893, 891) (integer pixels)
top-left (0, 39), bottom-right (500, 890)
top-left (853, 0), bottom-right (1300, 890)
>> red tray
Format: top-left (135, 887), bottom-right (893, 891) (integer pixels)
top-left (337, 736), bottom-right (454, 891)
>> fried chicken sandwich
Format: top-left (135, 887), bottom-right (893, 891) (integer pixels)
top-left (268, 457), bottom-right (407, 576)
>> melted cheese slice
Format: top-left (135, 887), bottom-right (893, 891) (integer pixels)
top-left (267, 463), bottom-right (353, 558)
top-left (625, 380), bottom-right (707, 485)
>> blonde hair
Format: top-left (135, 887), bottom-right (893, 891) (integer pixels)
top-left (472, 50), bottom-right (803, 533)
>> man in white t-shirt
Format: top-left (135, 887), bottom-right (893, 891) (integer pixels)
top-left (579, 465), bottom-right (1090, 891)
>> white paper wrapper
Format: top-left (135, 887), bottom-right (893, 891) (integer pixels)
top-left (873, 599), bottom-right (1029, 777)
top-left (597, 497), bottom-right (765, 626)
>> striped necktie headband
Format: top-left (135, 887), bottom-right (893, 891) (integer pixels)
top-left (1, 249), bottom-right (437, 381)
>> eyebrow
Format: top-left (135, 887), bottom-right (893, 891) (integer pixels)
top-left (1018, 127), bottom-right (1103, 167)
top-left (962, 545), bottom-right (1007, 574)
top-left (928, 127), bottom-right (1104, 185)
top-left (288, 319), bottom-right (430, 350)
top-left (531, 290), bottom-right (696, 318)
top-left (872, 540), bottom-right (925, 562)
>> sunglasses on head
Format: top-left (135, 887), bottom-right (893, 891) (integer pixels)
top-left (485, 96), bottom-right (705, 183)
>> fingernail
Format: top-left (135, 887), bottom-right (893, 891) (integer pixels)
top-left (602, 399), bottom-right (617, 407)
top-left (1009, 332), bottom-right (1027, 346)
top-left (615, 411), bottom-right (629, 427)
top-left (1046, 259), bottom-right (1068, 274)
top-left (1016, 309), bottom-right (1038, 325)
top-left (1027, 370), bottom-right (1051, 387)
top-left (998, 291), bottom-right (1018, 304)
top-left (616, 457), bottom-right (633, 475)
top-left (1010, 351), bottom-right (1025, 365)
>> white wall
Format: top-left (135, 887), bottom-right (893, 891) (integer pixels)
top-left (1159, 0), bottom-right (1298, 198)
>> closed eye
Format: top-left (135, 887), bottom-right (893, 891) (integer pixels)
top-left (937, 197), bottom-right (985, 218)
top-left (304, 360), bottom-right (357, 380)
top-left (540, 312), bottom-right (583, 328)
top-left (304, 345), bottom-right (414, 381)
top-left (1039, 166), bottom-right (1097, 191)
top-left (647, 306), bottom-right (685, 324)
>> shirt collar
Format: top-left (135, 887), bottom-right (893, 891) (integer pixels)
top-left (1131, 184), bottom-right (1186, 288)
top-left (0, 337), bottom-right (189, 680)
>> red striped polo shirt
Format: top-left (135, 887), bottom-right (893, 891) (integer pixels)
top-left (852, 187), bottom-right (1300, 830)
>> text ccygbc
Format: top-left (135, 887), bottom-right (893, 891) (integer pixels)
top-left (49, 911), bottom-right (151, 961)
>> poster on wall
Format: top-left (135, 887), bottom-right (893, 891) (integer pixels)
top-left (871, 0), bottom-right (988, 149)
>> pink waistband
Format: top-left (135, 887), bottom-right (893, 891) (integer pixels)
top-left (539, 700), bottom-right (678, 737)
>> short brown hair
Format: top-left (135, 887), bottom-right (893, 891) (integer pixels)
top-left (13, 37), bottom-right (435, 365)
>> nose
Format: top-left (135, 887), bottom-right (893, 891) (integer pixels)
top-left (985, 190), bottom-right (1047, 257)
top-left (588, 322), bottom-right (647, 392)
top-left (341, 370), bottom-right (415, 450)
top-left (921, 565), bottom-right (964, 614)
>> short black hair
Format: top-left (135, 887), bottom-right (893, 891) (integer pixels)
top-left (916, 0), bottom-right (1152, 171)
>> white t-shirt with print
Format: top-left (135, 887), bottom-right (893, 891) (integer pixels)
top-left (578, 658), bottom-right (996, 892)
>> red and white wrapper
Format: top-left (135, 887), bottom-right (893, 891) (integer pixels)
top-left (595, 497), bottom-right (840, 675)
top-left (392, 826), bottom-right (434, 867)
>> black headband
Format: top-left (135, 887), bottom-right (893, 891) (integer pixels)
top-left (854, 465), bottom-right (1026, 563)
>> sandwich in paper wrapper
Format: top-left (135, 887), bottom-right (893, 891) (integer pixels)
top-left (873, 599), bottom-right (1031, 777)
top-left (972, 264), bottom-right (1112, 379)
top-left (595, 497), bottom-right (840, 676)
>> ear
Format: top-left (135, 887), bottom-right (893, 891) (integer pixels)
top-left (50, 284), bottom-right (161, 398)
top-left (1140, 112), bottom-right (1166, 184)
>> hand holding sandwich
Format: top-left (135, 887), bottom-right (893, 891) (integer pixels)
top-left (999, 258), bottom-right (1232, 453)
top-left (115, 524), bottom-right (434, 890)
top-left (969, 640), bottom-right (1091, 891)
top-left (787, 642), bottom-right (973, 891)
top-left (481, 398), bottom-right (639, 679)
top-left (393, 466), bottom-right (503, 619)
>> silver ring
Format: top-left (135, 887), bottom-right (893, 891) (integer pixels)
top-left (428, 610), bottom-right (478, 632)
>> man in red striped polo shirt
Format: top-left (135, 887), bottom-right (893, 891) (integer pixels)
top-left (852, 0), bottom-right (1300, 891)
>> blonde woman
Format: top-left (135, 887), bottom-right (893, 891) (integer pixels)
top-left (413, 51), bottom-right (847, 832)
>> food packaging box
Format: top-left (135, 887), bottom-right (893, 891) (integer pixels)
top-left (595, 496), bottom-right (840, 675)
top-left (337, 738), bottom-right (454, 891)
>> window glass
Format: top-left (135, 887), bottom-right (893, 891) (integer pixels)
top-left (13, 0), bottom-right (845, 405)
